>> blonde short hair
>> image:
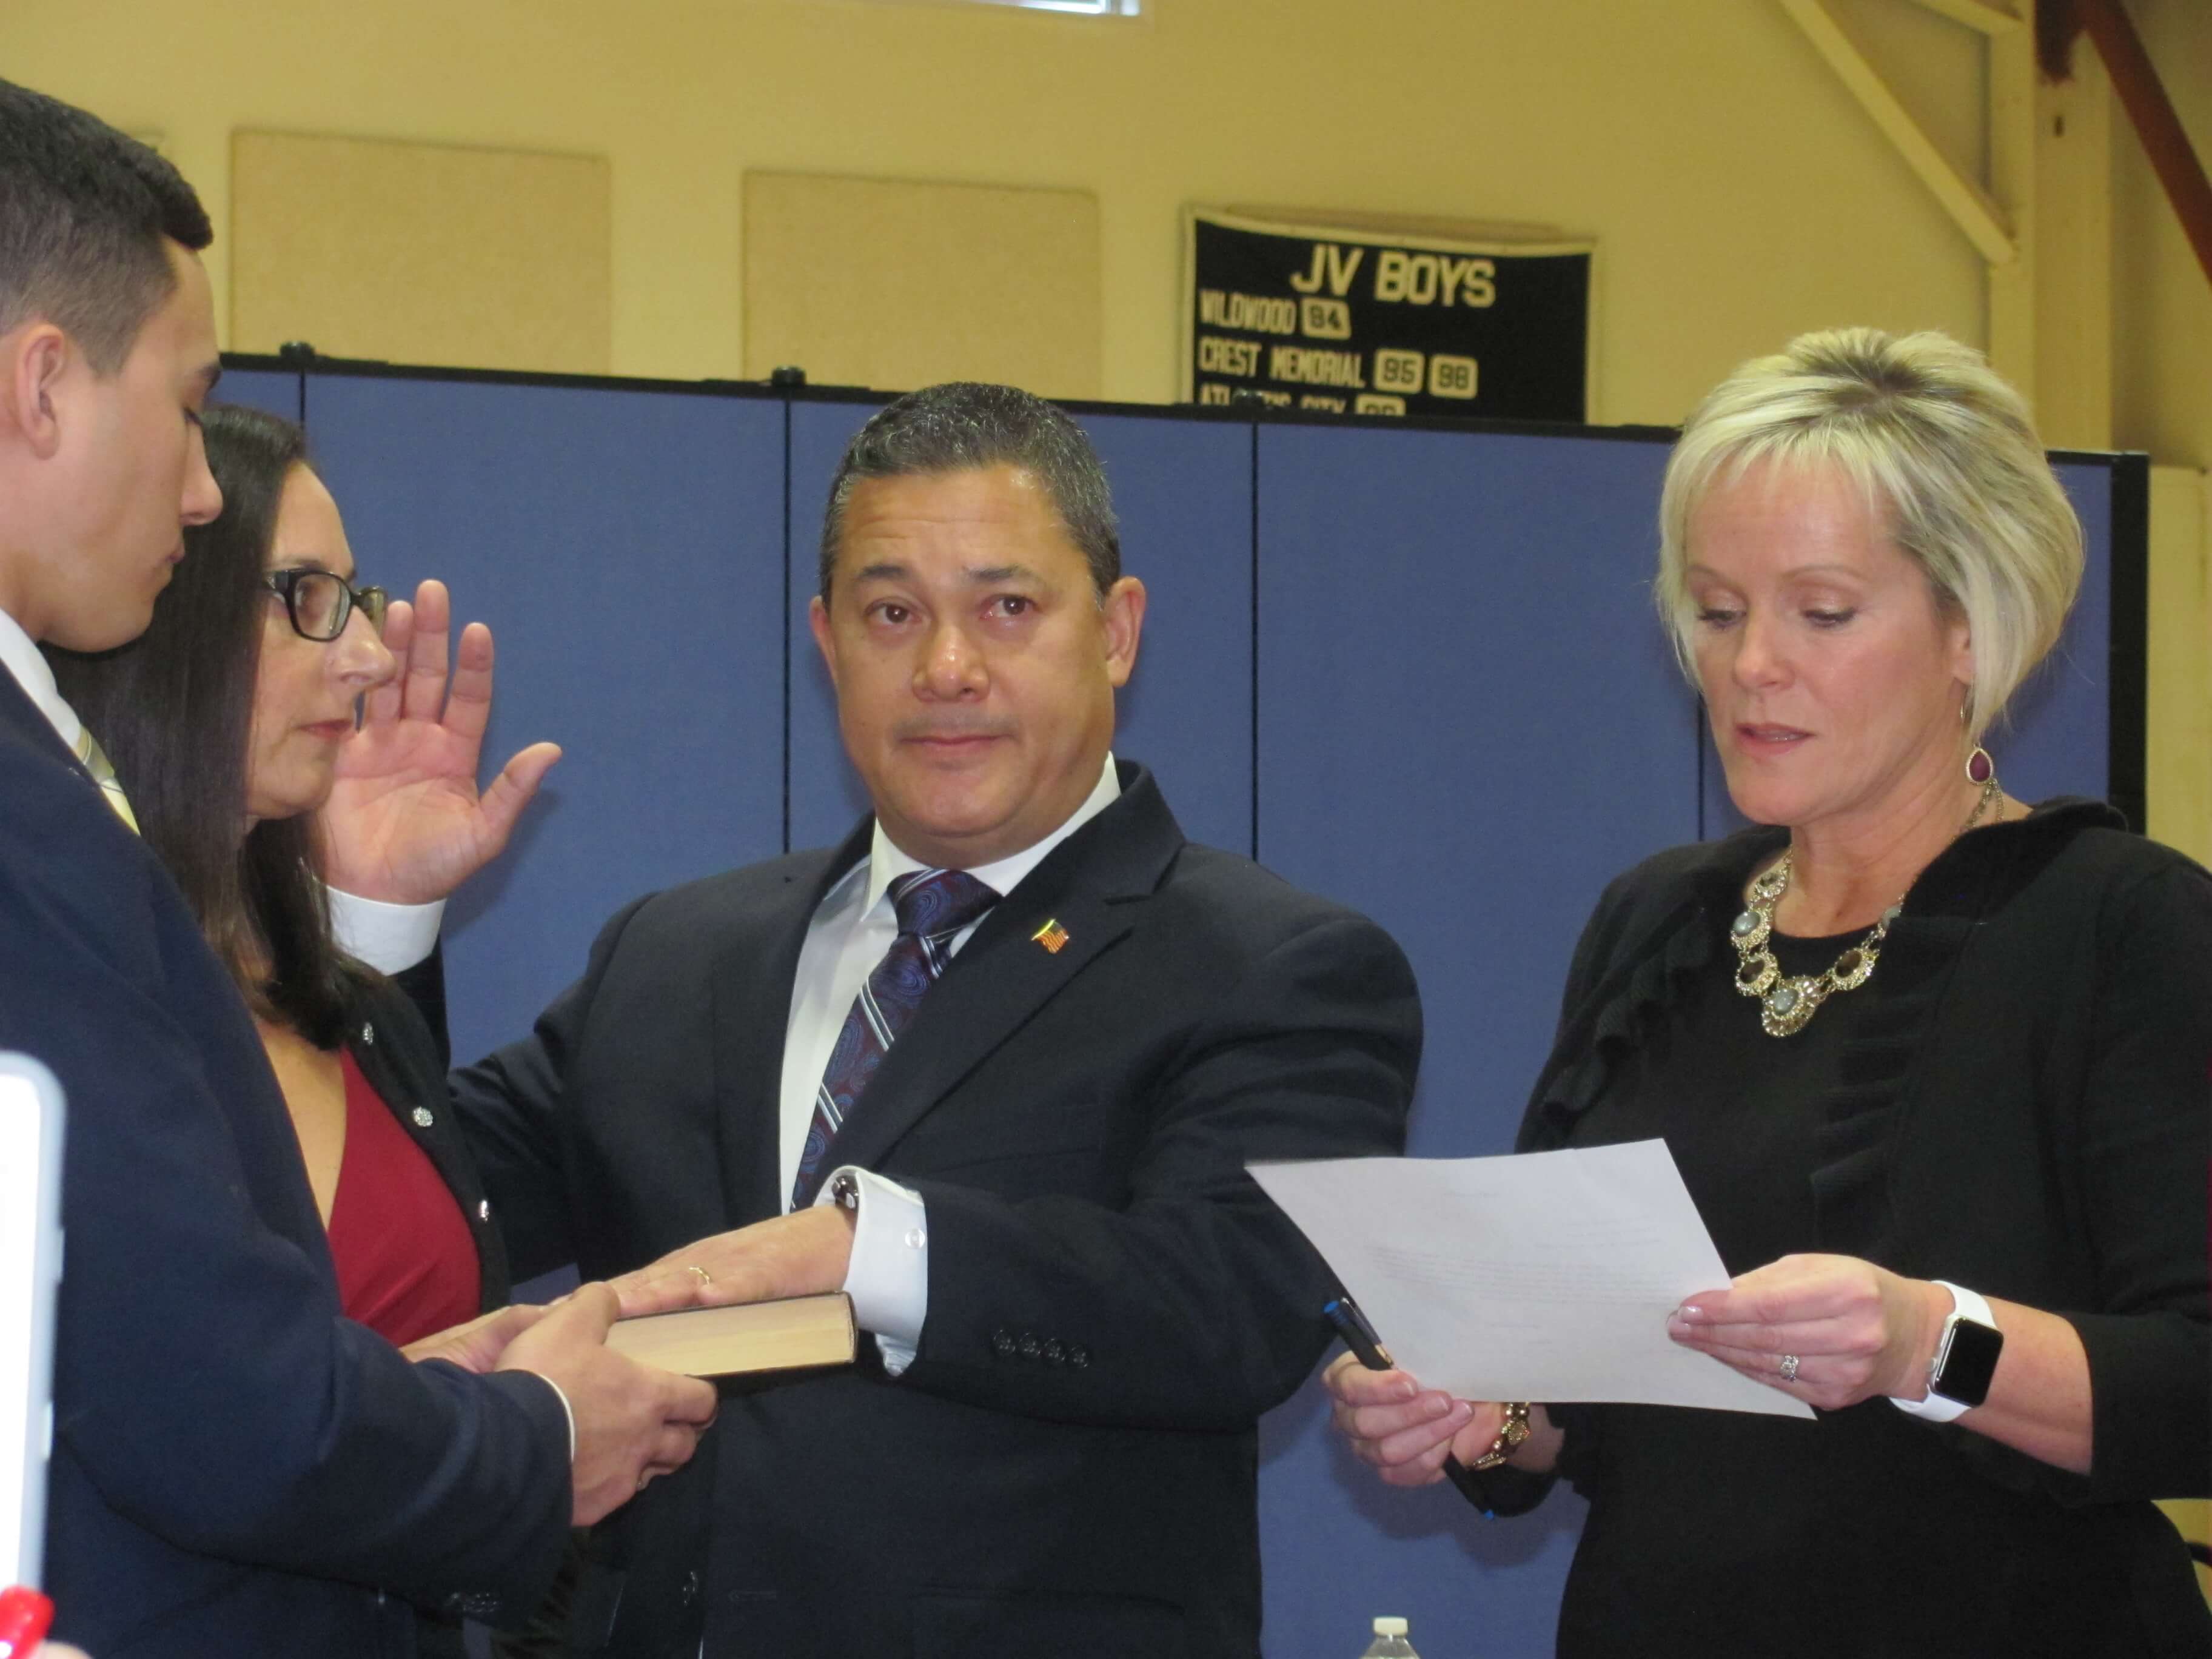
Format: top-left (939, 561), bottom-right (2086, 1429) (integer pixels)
top-left (1654, 327), bottom-right (2083, 740)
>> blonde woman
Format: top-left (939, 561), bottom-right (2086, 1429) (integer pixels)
top-left (1327, 329), bottom-right (2211, 1657)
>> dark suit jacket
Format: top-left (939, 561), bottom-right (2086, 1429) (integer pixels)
top-left (452, 762), bottom-right (1418, 1658)
top-left (0, 672), bottom-right (572, 1658)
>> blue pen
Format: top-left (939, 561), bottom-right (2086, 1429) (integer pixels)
top-left (1323, 1295), bottom-right (1497, 1514)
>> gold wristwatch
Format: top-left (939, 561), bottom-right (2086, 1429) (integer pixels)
top-left (1467, 1401), bottom-right (1532, 1470)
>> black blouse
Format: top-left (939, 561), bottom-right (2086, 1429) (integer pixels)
top-left (1480, 802), bottom-right (2212, 1658)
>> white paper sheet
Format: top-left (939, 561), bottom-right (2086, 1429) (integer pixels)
top-left (1252, 1139), bottom-right (1812, 1418)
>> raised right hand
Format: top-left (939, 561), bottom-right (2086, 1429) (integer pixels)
top-left (496, 1282), bottom-right (720, 1524)
top-left (1322, 1352), bottom-right (1514, 1488)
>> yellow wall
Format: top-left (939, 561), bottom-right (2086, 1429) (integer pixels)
top-left (2114, 0), bottom-right (2211, 473)
top-left (2, 0), bottom-right (1997, 424)
top-left (3, 0), bottom-right (2203, 847)
top-left (2111, 0), bottom-right (2212, 862)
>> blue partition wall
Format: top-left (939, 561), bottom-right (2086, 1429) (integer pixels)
top-left (212, 366), bottom-right (301, 423)
top-left (300, 374), bottom-right (786, 1064)
top-left (229, 360), bottom-right (2137, 1659)
top-left (1251, 423), bottom-right (1695, 1657)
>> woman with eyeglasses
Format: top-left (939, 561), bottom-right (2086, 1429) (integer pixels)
top-left (46, 407), bottom-right (566, 1654)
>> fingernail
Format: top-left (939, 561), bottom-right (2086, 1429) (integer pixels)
top-left (1672, 1302), bottom-right (1703, 1322)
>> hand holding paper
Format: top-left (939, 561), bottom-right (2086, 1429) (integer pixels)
top-left (1252, 1139), bottom-right (1812, 1418)
top-left (1667, 1250), bottom-right (1949, 1410)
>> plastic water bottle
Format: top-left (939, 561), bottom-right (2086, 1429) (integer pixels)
top-left (1359, 1615), bottom-right (1421, 1658)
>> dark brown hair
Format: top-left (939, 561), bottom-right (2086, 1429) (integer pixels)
top-left (0, 78), bottom-right (213, 374)
top-left (820, 382), bottom-right (1121, 599)
top-left (48, 403), bottom-right (357, 1045)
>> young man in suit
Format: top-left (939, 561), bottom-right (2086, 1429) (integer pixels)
top-left (429, 383), bottom-right (1420, 1656)
top-left (0, 78), bottom-right (716, 1656)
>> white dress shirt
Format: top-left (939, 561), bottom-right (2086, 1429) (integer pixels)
top-left (782, 754), bottom-right (1122, 1372)
top-left (0, 605), bottom-right (83, 752)
top-left (330, 888), bottom-right (446, 972)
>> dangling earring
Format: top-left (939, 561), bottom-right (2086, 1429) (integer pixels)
top-left (1959, 686), bottom-right (1992, 784)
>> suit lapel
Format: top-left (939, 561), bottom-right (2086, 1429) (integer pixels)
top-left (825, 764), bottom-right (1184, 1177)
top-left (0, 661), bottom-right (95, 782)
top-left (710, 823), bottom-right (873, 1225)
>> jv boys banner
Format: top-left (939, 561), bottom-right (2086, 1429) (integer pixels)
top-left (1182, 209), bottom-right (1594, 421)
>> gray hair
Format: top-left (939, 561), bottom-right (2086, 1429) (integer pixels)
top-left (1655, 327), bottom-right (2083, 741)
top-left (818, 383), bottom-right (1121, 598)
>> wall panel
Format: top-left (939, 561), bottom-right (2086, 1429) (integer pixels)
top-left (303, 375), bottom-right (784, 1064)
top-left (1252, 421), bottom-right (1698, 1658)
top-left (212, 365), bottom-right (300, 423)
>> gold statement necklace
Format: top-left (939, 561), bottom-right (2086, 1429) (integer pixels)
top-left (1730, 776), bottom-right (2001, 1037)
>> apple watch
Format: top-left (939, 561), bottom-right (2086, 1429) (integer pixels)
top-left (1889, 1280), bottom-right (2003, 1423)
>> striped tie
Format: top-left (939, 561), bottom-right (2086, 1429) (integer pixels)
top-left (75, 726), bottom-right (139, 834)
top-left (791, 868), bottom-right (999, 1209)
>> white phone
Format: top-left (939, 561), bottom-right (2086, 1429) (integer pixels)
top-left (0, 1053), bottom-right (65, 1590)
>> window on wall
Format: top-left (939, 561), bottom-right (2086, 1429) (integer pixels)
top-left (980, 0), bottom-right (1139, 12)
top-left (857, 0), bottom-right (1141, 13)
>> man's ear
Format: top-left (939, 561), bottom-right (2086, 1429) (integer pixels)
top-left (808, 593), bottom-right (840, 692)
top-left (0, 324), bottom-right (73, 460)
top-left (1101, 576), bottom-right (1145, 689)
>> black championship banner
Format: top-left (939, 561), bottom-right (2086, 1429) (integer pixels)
top-left (1182, 209), bottom-right (1593, 421)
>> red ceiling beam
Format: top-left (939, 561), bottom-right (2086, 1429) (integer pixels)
top-left (2048, 0), bottom-right (2212, 289)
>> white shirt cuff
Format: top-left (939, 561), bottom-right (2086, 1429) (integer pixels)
top-left (523, 1371), bottom-right (577, 1461)
top-left (328, 888), bottom-right (445, 974)
top-left (815, 1165), bottom-right (929, 1376)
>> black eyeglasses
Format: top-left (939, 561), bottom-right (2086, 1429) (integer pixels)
top-left (263, 569), bottom-right (389, 642)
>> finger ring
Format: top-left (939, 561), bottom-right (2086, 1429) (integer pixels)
top-left (686, 1265), bottom-right (712, 1287)
top-left (1778, 1353), bottom-right (1800, 1382)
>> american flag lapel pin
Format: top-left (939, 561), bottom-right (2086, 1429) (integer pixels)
top-left (1031, 918), bottom-right (1070, 954)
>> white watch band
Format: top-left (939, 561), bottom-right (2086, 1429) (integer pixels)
top-left (1889, 1280), bottom-right (1996, 1423)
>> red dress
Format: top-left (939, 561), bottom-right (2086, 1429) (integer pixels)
top-left (326, 1050), bottom-right (481, 1347)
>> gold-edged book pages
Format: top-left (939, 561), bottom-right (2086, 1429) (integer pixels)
top-left (606, 1293), bottom-right (857, 1379)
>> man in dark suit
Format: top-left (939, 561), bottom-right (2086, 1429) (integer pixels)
top-left (0, 79), bottom-right (716, 1656)
top-left (441, 383), bottom-right (1419, 1657)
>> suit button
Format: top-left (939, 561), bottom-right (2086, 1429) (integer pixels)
top-left (1018, 1334), bottom-right (1042, 1361)
top-left (1070, 1344), bottom-right (1092, 1369)
top-left (1042, 1339), bottom-right (1066, 1366)
top-left (991, 1328), bottom-right (1016, 1358)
